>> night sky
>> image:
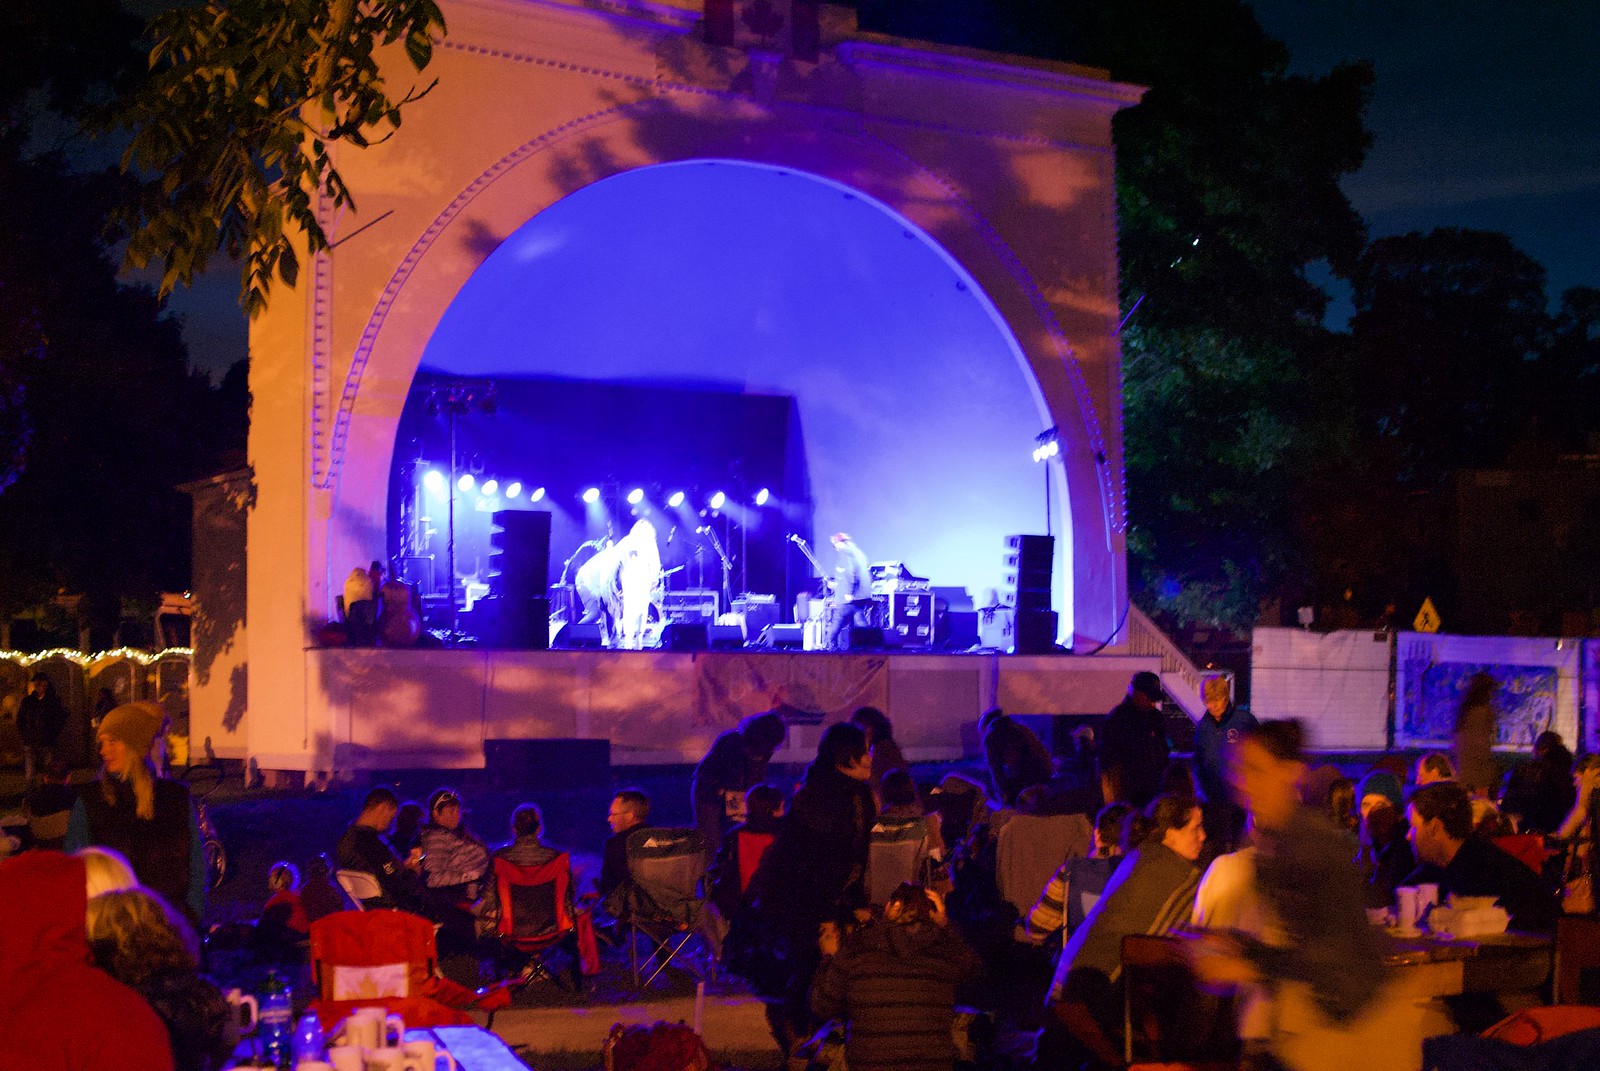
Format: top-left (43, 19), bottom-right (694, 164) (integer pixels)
top-left (161, 0), bottom-right (1600, 376)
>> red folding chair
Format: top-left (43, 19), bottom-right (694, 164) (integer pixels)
top-left (492, 853), bottom-right (598, 989)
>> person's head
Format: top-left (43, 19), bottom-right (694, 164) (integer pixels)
top-left (1356, 770), bottom-right (1405, 820)
top-left (881, 768), bottom-right (919, 810)
top-left (427, 788), bottom-right (463, 830)
top-left (511, 803), bottom-right (543, 840)
top-left (393, 800), bottom-right (424, 835)
top-left (96, 701), bottom-right (164, 779)
top-left (884, 882), bottom-right (937, 926)
top-left (1327, 777), bottom-right (1357, 830)
top-left (849, 706), bottom-right (893, 747)
top-left (815, 722), bottom-right (870, 782)
top-left (1146, 793), bottom-right (1205, 861)
top-left (1534, 731), bottom-right (1571, 766)
top-left (1094, 803), bottom-right (1133, 856)
top-left (306, 853), bottom-right (333, 884)
top-left (1121, 809), bottom-right (1153, 852)
top-left (1161, 760), bottom-right (1198, 799)
top-left (29, 672), bottom-right (50, 697)
top-left (77, 847), bottom-right (138, 900)
top-left (85, 888), bottom-right (199, 988)
top-left (1470, 796), bottom-right (1511, 837)
top-left (739, 711), bottom-right (788, 761)
top-left (1407, 780), bottom-right (1473, 867)
top-left (609, 789), bottom-right (650, 834)
top-left (1129, 671), bottom-right (1163, 709)
top-left (1361, 798), bottom-right (1400, 849)
top-left (1202, 675), bottom-right (1231, 720)
top-left (38, 757), bottom-right (70, 785)
top-left (268, 861), bottom-right (300, 893)
top-left (830, 532), bottom-right (852, 550)
top-left (1230, 719), bottom-right (1307, 831)
top-left (978, 708), bottom-right (1006, 736)
top-left (745, 783), bottom-right (785, 824)
top-left (1575, 753), bottom-right (1600, 789)
top-left (359, 787), bottom-right (400, 830)
top-left (1415, 752), bottom-right (1455, 786)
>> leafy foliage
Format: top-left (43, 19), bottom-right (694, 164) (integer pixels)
top-left (108, 0), bottom-right (446, 318)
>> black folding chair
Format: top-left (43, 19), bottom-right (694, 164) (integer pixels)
top-left (617, 826), bottom-right (708, 987)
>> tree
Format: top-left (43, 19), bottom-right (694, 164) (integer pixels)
top-left (108, 0), bottom-right (447, 317)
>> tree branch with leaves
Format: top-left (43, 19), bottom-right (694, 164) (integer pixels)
top-left (107, 0), bottom-right (446, 318)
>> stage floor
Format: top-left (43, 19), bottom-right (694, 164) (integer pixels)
top-left (301, 647), bottom-right (1161, 769)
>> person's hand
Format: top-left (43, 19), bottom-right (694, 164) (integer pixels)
top-left (818, 921), bottom-right (840, 958)
top-left (927, 888), bottom-right (948, 927)
top-left (405, 847), bottom-right (424, 872)
top-left (1187, 933), bottom-right (1259, 987)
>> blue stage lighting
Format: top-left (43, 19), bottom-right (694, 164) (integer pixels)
top-left (504, 482), bottom-right (522, 499)
top-left (627, 487), bottom-right (645, 505)
top-left (667, 490), bottom-right (685, 508)
top-left (530, 486), bottom-right (546, 502)
top-left (481, 479), bottom-right (499, 496)
top-left (754, 487), bottom-right (770, 506)
top-left (709, 491), bottom-right (726, 510)
top-left (423, 470), bottom-right (446, 494)
top-left (457, 473), bottom-right (476, 492)
top-left (582, 486), bottom-right (601, 504)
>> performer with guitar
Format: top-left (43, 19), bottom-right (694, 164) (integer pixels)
top-left (825, 532), bottom-right (874, 651)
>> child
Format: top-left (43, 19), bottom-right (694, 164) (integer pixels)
top-left (708, 783), bottom-right (785, 918)
top-left (255, 861), bottom-right (310, 948)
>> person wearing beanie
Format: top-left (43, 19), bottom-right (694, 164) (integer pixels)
top-left (1355, 771), bottom-right (1404, 818)
top-left (66, 702), bottom-right (207, 923)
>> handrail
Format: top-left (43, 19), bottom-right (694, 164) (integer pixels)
top-left (1125, 604), bottom-right (1209, 719)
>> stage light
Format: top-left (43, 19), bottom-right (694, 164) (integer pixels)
top-left (582, 486), bottom-right (601, 504)
top-left (457, 473), bottom-right (476, 492)
top-left (1032, 427), bottom-right (1061, 463)
top-left (709, 491), bottom-right (726, 510)
top-left (481, 479), bottom-right (499, 496)
top-left (667, 491), bottom-right (685, 508)
top-left (754, 487), bottom-right (770, 506)
top-left (530, 486), bottom-right (546, 502)
top-left (627, 487), bottom-right (645, 505)
top-left (423, 470), bottom-right (446, 494)
top-left (505, 482), bottom-right (522, 499)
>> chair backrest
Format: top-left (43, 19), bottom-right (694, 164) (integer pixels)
top-left (1492, 833), bottom-right (1547, 874)
top-left (735, 829), bottom-right (775, 894)
top-left (493, 853), bottom-right (573, 942)
top-left (996, 812), bottom-right (1094, 916)
top-left (309, 909), bottom-right (438, 1002)
top-left (867, 816), bottom-right (929, 905)
top-left (336, 869), bottom-right (382, 908)
top-left (1065, 854), bottom-right (1120, 935)
top-left (624, 826), bottom-right (706, 925)
top-left (1555, 915), bottom-right (1600, 1005)
top-left (1121, 933), bottom-right (1238, 1065)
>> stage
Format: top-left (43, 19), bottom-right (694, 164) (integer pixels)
top-left (282, 647), bottom-right (1160, 771)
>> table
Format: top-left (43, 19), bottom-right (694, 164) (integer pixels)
top-left (1382, 930), bottom-right (1553, 995)
top-left (409, 1026), bottom-right (529, 1071)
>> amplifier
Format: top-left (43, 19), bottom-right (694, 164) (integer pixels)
top-left (733, 593), bottom-right (780, 639)
top-left (663, 588), bottom-right (719, 622)
top-left (879, 591), bottom-right (934, 647)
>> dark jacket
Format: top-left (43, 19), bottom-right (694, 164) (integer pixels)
top-left (1415, 835), bottom-right (1560, 934)
top-left (1357, 826), bottom-right (1416, 909)
top-left (70, 779), bottom-right (204, 922)
top-left (981, 714), bottom-right (1053, 807)
top-left (599, 828), bottom-right (633, 904)
top-left (1192, 704), bottom-right (1257, 807)
top-left (336, 823), bottom-right (423, 911)
top-left (708, 814), bottom-right (780, 917)
top-left (1502, 756), bottom-right (1577, 836)
top-left (0, 852), bottom-right (175, 1071)
top-left (1247, 806), bottom-right (1387, 1023)
top-left (136, 968), bottom-right (235, 1071)
top-left (17, 687), bottom-right (68, 748)
top-left (691, 729), bottom-right (772, 810)
top-left (1098, 698), bottom-right (1170, 808)
top-left (811, 920), bottom-right (982, 1071)
top-left (749, 763), bottom-right (876, 931)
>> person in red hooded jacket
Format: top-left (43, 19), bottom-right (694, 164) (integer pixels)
top-left (0, 851), bottom-right (175, 1071)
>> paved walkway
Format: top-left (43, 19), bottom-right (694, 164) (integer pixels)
top-left (485, 991), bottom-right (781, 1069)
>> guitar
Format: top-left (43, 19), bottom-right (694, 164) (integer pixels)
top-left (378, 578), bottom-right (424, 646)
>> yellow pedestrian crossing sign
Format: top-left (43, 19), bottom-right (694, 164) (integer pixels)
top-left (1413, 598), bottom-right (1441, 633)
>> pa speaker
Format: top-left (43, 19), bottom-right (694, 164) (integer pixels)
top-left (489, 510), bottom-right (551, 597)
top-left (759, 624), bottom-right (805, 649)
top-left (661, 622), bottom-right (709, 651)
top-left (478, 595), bottom-right (549, 650)
top-left (849, 626), bottom-right (886, 651)
top-left (709, 624), bottom-right (745, 650)
top-left (554, 621), bottom-right (604, 648)
top-left (1013, 610), bottom-right (1059, 654)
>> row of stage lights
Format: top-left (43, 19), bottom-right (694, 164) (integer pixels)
top-left (422, 470), bottom-right (771, 511)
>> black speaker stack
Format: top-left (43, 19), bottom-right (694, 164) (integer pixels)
top-left (1004, 534), bottom-right (1057, 653)
top-left (482, 510), bottom-right (551, 649)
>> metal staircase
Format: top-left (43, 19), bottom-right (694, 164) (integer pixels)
top-left (1125, 604), bottom-right (1214, 723)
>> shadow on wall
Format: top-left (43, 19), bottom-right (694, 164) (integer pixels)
top-left (187, 470), bottom-right (253, 732)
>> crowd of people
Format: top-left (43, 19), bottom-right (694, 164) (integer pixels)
top-left (4, 677), bottom-right (1599, 1071)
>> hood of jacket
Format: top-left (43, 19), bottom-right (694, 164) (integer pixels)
top-left (0, 851), bottom-right (89, 1006)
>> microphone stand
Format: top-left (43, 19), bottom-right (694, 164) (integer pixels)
top-left (698, 526), bottom-right (734, 615)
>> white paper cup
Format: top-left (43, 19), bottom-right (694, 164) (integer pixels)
top-left (327, 1044), bottom-right (363, 1071)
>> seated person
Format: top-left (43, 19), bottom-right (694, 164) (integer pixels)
top-left (810, 883), bottom-right (982, 1071)
top-left (390, 801), bottom-right (425, 857)
top-left (255, 861), bottom-right (310, 946)
top-left (1018, 803), bottom-right (1131, 945)
top-left (708, 783), bottom-right (785, 918)
top-left (418, 788), bottom-right (490, 902)
top-left (87, 887), bottom-right (234, 1071)
top-left (298, 853), bottom-right (346, 922)
top-left (335, 787), bottom-right (425, 911)
top-left (477, 802), bottom-right (564, 932)
top-left (1045, 794), bottom-right (1206, 1070)
top-left (1355, 799), bottom-right (1415, 909)
top-left (24, 758), bottom-right (75, 850)
top-left (1500, 731), bottom-right (1576, 835)
top-left (1406, 780), bottom-right (1559, 932)
top-left (599, 789), bottom-right (651, 912)
top-left (879, 768), bottom-right (947, 875)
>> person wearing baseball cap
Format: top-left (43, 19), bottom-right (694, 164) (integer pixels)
top-left (1098, 672), bottom-right (1171, 808)
top-left (66, 701), bottom-right (205, 922)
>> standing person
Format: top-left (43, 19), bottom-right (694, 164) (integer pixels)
top-left (741, 722), bottom-right (877, 1052)
top-left (1190, 720), bottom-right (1404, 1071)
top-left (1454, 672), bottom-right (1497, 796)
top-left (575, 537), bottom-right (625, 647)
top-left (1193, 675), bottom-right (1255, 853)
top-left (691, 711), bottom-right (787, 863)
top-left (978, 707), bottom-right (1053, 807)
top-left (825, 533), bottom-right (874, 651)
top-left (18, 672), bottom-right (68, 783)
top-left (849, 707), bottom-right (907, 804)
top-left (0, 851), bottom-right (177, 1071)
top-left (810, 883), bottom-right (983, 1071)
top-left (418, 788), bottom-right (490, 902)
top-left (66, 702), bottom-right (206, 924)
top-left (1098, 672), bottom-right (1170, 808)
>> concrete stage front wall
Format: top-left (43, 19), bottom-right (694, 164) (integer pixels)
top-left (244, 0), bottom-right (1144, 770)
top-left (300, 649), bottom-right (1157, 769)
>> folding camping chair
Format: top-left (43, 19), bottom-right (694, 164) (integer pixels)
top-left (617, 826), bottom-right (709, 987)
top-left (996, 812), bottom-right (1093, 917)
top-left (335, 869), bottom-right (382, 909)
top-left (491, 853), bottom-right (597, 989)
top-left (867, 815), bottom-right (930, 905)
top-left (307, 909), bottom-right (511, 1031)
top-left (1120, 934), bottom-right (1238, 1070)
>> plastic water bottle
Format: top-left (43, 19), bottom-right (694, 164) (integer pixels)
top-left (259, 971), bottom-right (293, 1069)
top-left (291, 1011), bottom-right (324, 1065)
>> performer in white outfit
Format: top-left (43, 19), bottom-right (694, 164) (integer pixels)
top-left (615, 519), bottom-right (661, 649)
